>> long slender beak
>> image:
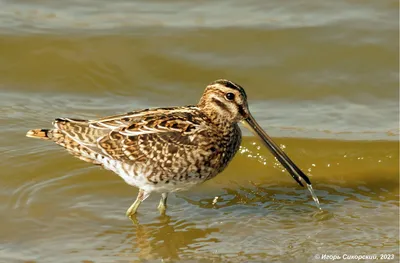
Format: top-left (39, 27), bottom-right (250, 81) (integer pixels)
top-left (242, 114), bottom-right (311, 187)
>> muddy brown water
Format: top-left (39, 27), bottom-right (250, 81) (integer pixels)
top-left (0, 0), bottom-right (399, 262)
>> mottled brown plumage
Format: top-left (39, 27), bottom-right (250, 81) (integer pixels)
top-left (27, 79), bottom-right (316, 219)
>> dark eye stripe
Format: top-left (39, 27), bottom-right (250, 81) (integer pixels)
top-left (238, 105), bottom-right (246, 117)
top-left (209, 79), bottom-right (247, 100)
top-left (212, 98), bottom-right (229, 112)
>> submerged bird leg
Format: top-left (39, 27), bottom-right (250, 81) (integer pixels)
top-left (157, 193), bottom-right (168, 215)
top-left (126, 189), bottom-right (150, 218)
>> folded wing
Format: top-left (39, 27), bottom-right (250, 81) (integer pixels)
top-left (53, 106), bottom-right (207, 164)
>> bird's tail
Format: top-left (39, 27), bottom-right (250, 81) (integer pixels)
top-left (26, 129), bottom-right (52, 140)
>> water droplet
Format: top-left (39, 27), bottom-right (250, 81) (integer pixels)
top-left (307, 184), bottom-right (321, 210)
top-left (212, 196), bottom-right (219, 205)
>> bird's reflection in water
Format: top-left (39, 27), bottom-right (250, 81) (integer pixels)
top-left (99, 214), bottom-right (220, 262)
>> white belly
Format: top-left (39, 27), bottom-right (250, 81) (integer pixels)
top-left (96, 154), bottom-right (203, 193)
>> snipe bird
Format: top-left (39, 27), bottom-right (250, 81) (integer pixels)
top-left (26, 79), bottom-right (315, 219)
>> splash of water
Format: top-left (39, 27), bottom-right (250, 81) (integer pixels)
top-left (307, 184), bottom-right (322, 210)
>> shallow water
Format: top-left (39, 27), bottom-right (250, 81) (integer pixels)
top-left (0, 0), bottom-right (399, 262)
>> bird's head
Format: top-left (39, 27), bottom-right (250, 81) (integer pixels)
top-left (198, 79), bottom-right (312, 188)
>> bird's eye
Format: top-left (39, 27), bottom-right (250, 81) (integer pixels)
top-left (225, 93), bottom-right (235, 101)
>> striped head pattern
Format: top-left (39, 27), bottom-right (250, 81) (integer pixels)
top-left (198, 79), bottom-right (250, 123)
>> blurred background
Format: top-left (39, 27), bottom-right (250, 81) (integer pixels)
top-left (0, 0), bottom-right (399, 262)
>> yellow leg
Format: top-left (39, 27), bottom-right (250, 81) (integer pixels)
top-left (126, 189), bottom-right (149, 218)
top-left (157, 193), bottom-right (168, 215)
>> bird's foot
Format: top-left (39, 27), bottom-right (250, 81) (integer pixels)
top-left (157, 202), bottom-right (167, 215)
top-left (157, 193), bottom-right (168, 215)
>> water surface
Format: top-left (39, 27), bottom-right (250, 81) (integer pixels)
top-left (0, 0), bottom-right (399, 262)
